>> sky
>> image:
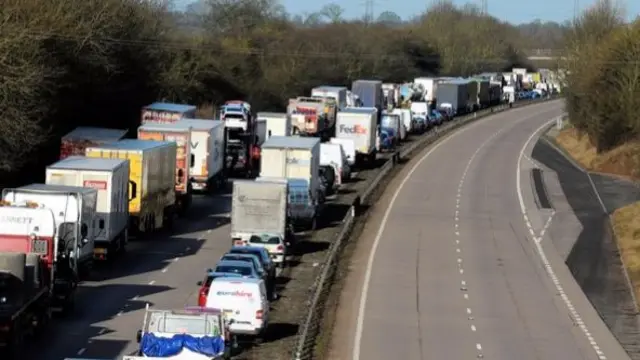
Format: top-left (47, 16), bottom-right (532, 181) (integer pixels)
top-left (176, 0), bottom-right (639, 24)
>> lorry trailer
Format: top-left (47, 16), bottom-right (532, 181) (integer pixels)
top-left (257, 112), bottom-right (291, 139)
top-left (141, 102), bottom-right (196, 124)
top-left (46, 156), bottom-right (130, 261)
top-left (138, 123), bottom-right (193, 213)
top-left (335, 107), bottom-right (378, 167)
top-left (60, 127), bottom-right (127, 160)
top-left (86, 140), bottom-right (177, 234)
top-left (177, 119), bottom-right (226, 193)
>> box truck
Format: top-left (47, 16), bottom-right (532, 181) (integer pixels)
top-left (231, 179), bottom-right (289, 243)
top-left (436, 81), bottom-right (471, 115)
top-left (176, 119), bottom-right (226, 193)
top-left (46, 156), bottom-right (130, 260)
top-left (259, 136), bottom-right (321, 205)
top-left (141, 102), bottom-right (196, 124)
top-left (287, 97), bottom-right (337, 139)
top-left (60, 127), bottom-right (127, 160)
top-left (257, 112), bottom-right (291, 139)
top-left (311, 86), bottom-right (348, 110)
top-left (86, 140), bottom-right (176, 234)
top-left (335, 108), bottom-right (377, 167)
top-left (137, 123), bottom-right (193, 213)
top-left (351, 80), bottom-right (382, 112)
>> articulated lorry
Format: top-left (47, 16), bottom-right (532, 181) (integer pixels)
top-left (1, 184), bottom-right (98, 314)
top-left (141, 102), bottom-right (196, 124)
top-left (86, 140), bottom-right (176, 234)
top-left (138, 123), bottom-right (193, 213)
top-left (60, 127), bottom-right (127, 160)
top-left (177, 119), bottom-right (226, 193)
top-left (46, 157), bottom-right (130, 261)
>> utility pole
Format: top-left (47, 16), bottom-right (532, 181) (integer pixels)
top-left (480, 0), bottom-right (488, 15)
top-left (364, 0), bottom-right (374, 24)
top-left (573, 0), bottom-right (579, 21)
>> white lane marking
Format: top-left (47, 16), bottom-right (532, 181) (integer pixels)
top-left (132, 295), bottom-right (139, 300)
top-left (517, 118), bottom-right (607, 359)
top-left (352, 105), bottom-right (560, 360)
top-left (98, 328), bottom-right (107, 335)
top-left (77, 348), bottom-right (86, 355)
top-left (162, 267), bottom-right (168, 273)
top-left (453, 120), bottom-right (507, 356)
top-left (173, 257), bottom-right (179, 262)
top-left (117, 311), bottom-right (123, 316)
top-left (207, 229), bottom-right (212, 233)
top-left (148, 280), bottom-right (155, 285)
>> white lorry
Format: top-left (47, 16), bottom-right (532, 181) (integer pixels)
top-left (126, 305), bottom-right (231, 359)
top-left (311, 86), bottom-right (348, 110)
top-left (46, 156), bottom-right (129, 261)
top-left (329, 138), bottom-right (356, 166)
top-left (414, 77), bottom-right (438, 104)
top-left (177, 119), bottom-right (226, 193)
top-left (335, 108), bottom-right (377, 167)
top-left (1, 184), bottom-right (98, 311)
top-left (256, 112), bottom-right (291, 139)
top-left (391, 108), bottom-right (411, 138)
top-left (231, 179), bottom-right (292, 266)
top-left (259, 136), bottom-right (321, 204)
top-left (320, 143), bottom-right (351, 188)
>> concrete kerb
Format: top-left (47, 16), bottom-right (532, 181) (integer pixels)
top-left (291, 96), bottom-right (558, 360)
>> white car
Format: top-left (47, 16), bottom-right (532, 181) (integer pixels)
top-left (243, 234), bottom-right (289, 268)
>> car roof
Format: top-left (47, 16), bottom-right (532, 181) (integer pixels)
top-left (206, 271), bottom-right (242, 278)
top-left (224, 253), bottom-right (259, 259)
top-left (211, 277), bottom-right (262, 285)
top-left (230, 246), bottom-right (269, 254)
top-left (216, 260), bottom-right (254, 268)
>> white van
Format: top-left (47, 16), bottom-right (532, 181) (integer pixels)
top-left (205, 277), bottom-right (269, 336)
top-left (329, 138), bottom-right (356, 166)
top-left (320, 143), bottom-right (351, 186)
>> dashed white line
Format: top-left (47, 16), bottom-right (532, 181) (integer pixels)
top-left (471, 324), bottom-right (477, 331)
top-left (161, 267), bottom-right (168, 273)
top-left (98, 328), bottom-right (107, 335)
top-left (148, 280), bottom-right (155, 285)
top-left (117, 311), bottom-right (123, 316)
top-left (517, 118), bottom-right (607, 360)
top-left (77, 348), bottom-right (86, 355)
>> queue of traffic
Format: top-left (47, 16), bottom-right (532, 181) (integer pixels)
top-left (0, 70), bottom-right (552, 359)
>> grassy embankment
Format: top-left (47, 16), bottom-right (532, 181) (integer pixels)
top-left (554, 126), bottom-right (640, 304)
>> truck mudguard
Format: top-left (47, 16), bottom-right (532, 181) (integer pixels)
top-left (140, 333), bottom-right (225, 357)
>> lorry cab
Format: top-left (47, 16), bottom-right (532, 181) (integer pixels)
top-left (205, 277), bottom-right (269, 337)
top-left (380, 113), bottom-right (401, 150)
top-left (1, 184), bottom-right (97, 276)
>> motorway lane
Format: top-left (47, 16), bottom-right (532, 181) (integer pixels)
top-left (353, 101), bottom-right (627, 360)
top-left (26, 193), bottom-right (232, 360)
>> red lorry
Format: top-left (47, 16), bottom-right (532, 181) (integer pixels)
top-left (60, 126), bottom-right (128, 159)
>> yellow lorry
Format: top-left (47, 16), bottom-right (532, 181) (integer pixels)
top-left (85, 139), bottom-right (177, 234)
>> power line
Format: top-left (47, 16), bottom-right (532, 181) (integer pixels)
top-left (11, 30), bottom-right (543, 63)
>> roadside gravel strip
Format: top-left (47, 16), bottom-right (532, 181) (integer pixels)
top-left (24, 98), bottom-right (552, 360)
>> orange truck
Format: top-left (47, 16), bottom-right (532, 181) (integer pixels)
top-left (137, 123), bottom-right (193, 214)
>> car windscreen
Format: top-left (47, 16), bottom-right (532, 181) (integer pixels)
top-left (215, 266), bottom-right (252, 276)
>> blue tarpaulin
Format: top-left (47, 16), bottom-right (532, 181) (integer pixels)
top-left (140, 333), bottom-right (225, 357)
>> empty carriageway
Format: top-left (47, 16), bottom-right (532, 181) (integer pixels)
top-left (334, 100), bottom-right (630, 360)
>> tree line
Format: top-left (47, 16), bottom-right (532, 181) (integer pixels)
top-left (0, 0), bottom-right (535, 186)
top-left (563, 1), bottom-right (640, 152)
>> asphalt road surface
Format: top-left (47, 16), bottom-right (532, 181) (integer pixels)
top-left (348, 101), bottom-right (631, 360)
